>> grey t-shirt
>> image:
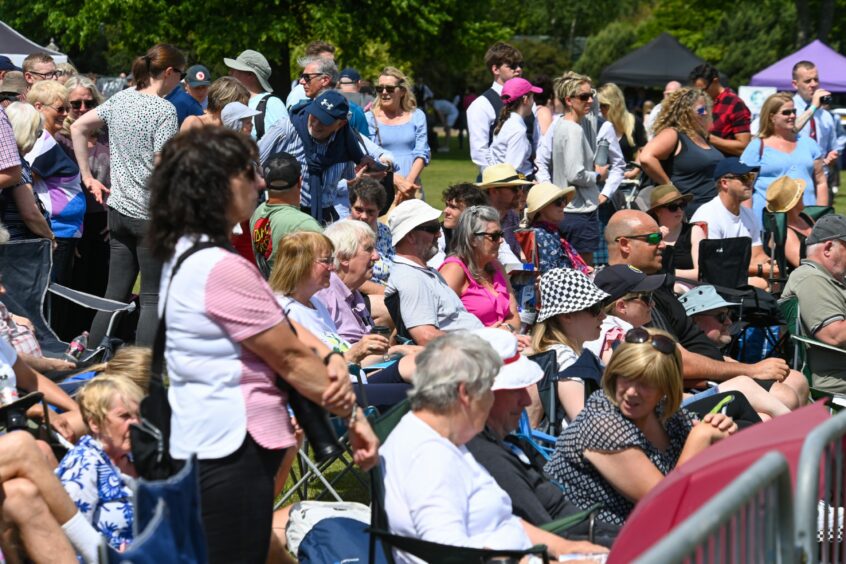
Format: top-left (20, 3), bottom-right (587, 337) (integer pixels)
top-left (97, 88), bottom-right (178, 220)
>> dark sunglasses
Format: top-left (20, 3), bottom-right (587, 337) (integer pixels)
top-left (704, 311), bottom-right (733, 324)
top-left (375, 85), bottom-right (400, 94)
top-left (662, 201), bottom-right (687, 213)
top-left (503, 61), bottom-right (524, 69)
top-left (625, 327), bottom-right (676, 354)
top-left (583, 302), bottom-right (604, 317)
top-left (474, 231), bottom-right (505, 242)
top-left (69, 99), bottom-right (99, 111)
top-left (723, 172), bottom-right (756, 184)
top-left (29, 70), bottom-right (58, 79)
top-left (414, 223), bottom-right (441, 234)
top-left (299, 72), bottom-right (325, 82)
top-left (625, 293), bottom-right (654, 306)
top-left (615, 232), bottom-right (663, 245)
top-left (575, 90), bottom-right (596, 102)
top-left (551, 197), bottom-right (567, 207)
top-left (780, 108), bottom-right (797, 116)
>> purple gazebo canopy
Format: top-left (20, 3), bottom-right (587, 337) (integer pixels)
top-left (749, 40), bottom-right (846, 92)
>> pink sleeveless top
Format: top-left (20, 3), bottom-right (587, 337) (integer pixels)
top-left (440, 256), bottom-right (511, 327)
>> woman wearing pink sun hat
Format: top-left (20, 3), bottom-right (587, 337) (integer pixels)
top-left (488, 77), bottom-right (542, 179)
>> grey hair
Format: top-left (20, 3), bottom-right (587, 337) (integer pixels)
top-left (408, 332), bottom-right (501, 413)
top-left (63, 75), bottom-right (104, 105)
top-left (296, 55), bottom-right (339, 87)
top-left (323, 219), bottom-right (375, 269)
top-left (450, 205), bottom-right (501, 280)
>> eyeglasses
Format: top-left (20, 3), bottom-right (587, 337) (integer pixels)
top-left (28, 70), bottom-right (58, 79)
top-left (695, 106), bottom-right (708, 116)
top-left (625, 293), bottom-right (654, 306)
top-left (502, 61), bottom-right (524, 69)
top-left (375, 85), bottom-right (400, 94)
top-left (575, 90), bottom-right (596, 102)
top-left (49, 104), bottom-right (68, 115)
top-left (723, 172), bottom-right (756, 184)
top-left (414, 223), bottom-right (441, 234)
top-left (299, 72), bottom-right (325, 82)
top-left (69, 99), bottom-right (98, 111)
top-left (474, 231), bottom-right (505, 242)
top-left (551, 197), bottom-right (567, 207)
top-left (779, 108), bottom-right (797, 116)
top-left (583, 302), bottom-right (604, 317)
top-left (624, 327), bottom-right (676, 354)
top-left (615, 232), bottom-right (663, 245)
top-left (315, 256), bottom-right (335, 267)
top-left (662, 202), bottom-right (687, 213)
top-left (704, 311), bottom-right (733, 324)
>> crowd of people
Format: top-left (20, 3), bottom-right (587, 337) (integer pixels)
top-left (0, 36), bottom-right (843, 563)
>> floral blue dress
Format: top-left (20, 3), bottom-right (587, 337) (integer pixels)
top-left (372, 221), bottom-right (395, 284)
top-left (56, 435), bottom-right (136, 550)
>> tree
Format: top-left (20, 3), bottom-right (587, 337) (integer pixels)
top-left (573, 21), bottom-right (637, 81)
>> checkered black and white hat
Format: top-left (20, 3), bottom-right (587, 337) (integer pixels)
top-left (537, 268), bottom-right (610, 323)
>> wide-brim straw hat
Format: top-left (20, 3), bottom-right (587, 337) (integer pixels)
top-left (476, 163), bottom-right (533, 189)
top-left (766, 176), bottom-right (806, 213)
top-left (526, 182), bottom-right (575, 222)
top-left (646, 184), bottom-right (693, 213)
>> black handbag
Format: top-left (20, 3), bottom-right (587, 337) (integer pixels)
top-left (130, 242), bottom-right (220, 480)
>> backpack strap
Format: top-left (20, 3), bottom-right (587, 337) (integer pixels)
top-left (482, 88), bottom-right (504, 145)
top-left (254, 94), bottom-right (279, 141)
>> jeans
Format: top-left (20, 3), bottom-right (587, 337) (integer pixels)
top-left (89, 208), bottom-right (161, 347)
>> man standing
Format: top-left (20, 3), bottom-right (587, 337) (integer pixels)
top-left (467, 42), bottom-right (528, 170)
top-left (224, 49), bottom-right (288, 140)
top-left (164, 73), bottom-right (203, 127)
top-left (0, 56), bottom-right (20, 81)
top-left (791, 61), bottom-right (842, 186)
top-left (286, 41), bottom-right (336, 109)
top-left (184, 64), bottom-right (211, 109)
top-left (782, 214), bottom-right (846, 394)
top-left (21, 53), bottom-right (57, 86)
top-left (291, 56), bottom-right (369, 136)
top-left (644, 81), bottom-right (680, 140)
top-left (689, 64), bottom-right (751, 156)
top-left (337, 68), bottom-right (373, 108)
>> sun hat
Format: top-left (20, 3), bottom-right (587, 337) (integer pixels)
top-left (0, 72), bottom-right (26, 96)
top-left (525, 182), bottom-right (575, 222)
top-left (645, 184), bottom-right (693, 213)
top-left (501, 78), bottom-right (543, 104)
top-left (806, 214), bottom-right (846, 246)
top-left (471, 328), bottom-right (544, 391)
top-left (388, 199), bottom-right (442, 244)
top-left (679, 285), bottom-right (739, 317)
top-left (713, 157), bottom-right (760, 180)
top-left (186, 64), bottom-right (211, 87)
top-left (536, 268), bottom-right (610, 323)
top-left (261, 152), bottom-right (301, 190)
top-left (594, 265), bottom-right (666, 302)
top-left (475, 163), bottom-right (532, 189)
top-left (220, 102), bottom-right (261, 131)
top-left (305, 90), bottom-right (349, 125)
top-left (765, 176), bottom-right (806, 213)
top-left (223, 50), bottom-right (273, 92)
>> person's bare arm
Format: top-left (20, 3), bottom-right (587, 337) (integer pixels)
top-left (70, 109), bottom-right (109, 204)
top-left (584, 447), bottom-right (666, 503)
top-left (438, 261), bottom-right (467, 297)
top-left (678, 344), bottom-right (789, 384)
top-left (676, 413), bottom-right (736, 465)
top-left (408, 324), bottom-right (445, 346)
top-left (708, 132), bottom-right (751, 156)
top-left (814, 319), bottom-right (846, 348)
top-left (521, 519), bottom-right (608, 558)
top-left (676, 223), bottom-right (706, 281)
top-left (359, 280), bottom-right (386, 296)
top-left (638, 128), bottom-right (678, 185)
top-left (748, 245), bottom-right (779, 277)
top-left (794, 89), bottom-right (829, 133)
top-left (813, 159), bottom-right (829, 206)
top-left (784, 228), bottom-right (803, 269)
top-left (0, 165), bottom-right (21, 190)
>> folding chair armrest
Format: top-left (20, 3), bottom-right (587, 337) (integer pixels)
top-left (791, 334), bottom-right (846, 355)
top-left (367, 527), bottom-right (550, 563)
top-left (48, 284), bottom-right (136, 314)
top-left (540, 503), bottom-right (602, 536)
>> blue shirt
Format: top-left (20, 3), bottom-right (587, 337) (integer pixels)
top-left (165, 87), bottom-right (203, 127)
top-left (793, 93), bottom-right (844, 154)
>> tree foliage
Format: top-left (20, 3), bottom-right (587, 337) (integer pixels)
top-left (573, 22), bottom-right (637, 81)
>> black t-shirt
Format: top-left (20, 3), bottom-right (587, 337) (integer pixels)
top-left (618, 117), bottom-right (647, 163)
top-left (649, 280), bottom-right (724, 361)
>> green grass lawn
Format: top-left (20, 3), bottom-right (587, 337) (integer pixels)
top-left (418, 134), bottom-right (479, 210)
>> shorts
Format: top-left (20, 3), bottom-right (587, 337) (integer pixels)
top-left (559, 210), bottom-right (600, 254)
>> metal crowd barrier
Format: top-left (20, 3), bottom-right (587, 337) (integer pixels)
top-left (634, 452), bottom-right (796, 563)
top-left (795, 411), bottom-right (846, 564)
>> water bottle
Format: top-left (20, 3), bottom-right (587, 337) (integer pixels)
top-left (67, 331), bottom-right (88, 360)
top-left (595, 138), bottom-right (610, 166)
top-left (0, 366), bottom-right (18, 406)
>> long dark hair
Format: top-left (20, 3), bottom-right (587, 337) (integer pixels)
top-left (131, 44), bottom-right (185, 90)
top-left (493, 97), bottom-right (523, 136)
top-left (148, 127), bottom-right (257, 260)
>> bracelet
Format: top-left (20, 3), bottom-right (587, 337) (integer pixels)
top-left (322, 350), bottom-right (343, 365)
top-left (809, 104), bottom-right (818, 113)
top-left (348, 406), bottom-right (358, 427)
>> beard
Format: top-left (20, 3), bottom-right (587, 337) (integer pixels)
top-left (422, 241), bottom-right (439, 262)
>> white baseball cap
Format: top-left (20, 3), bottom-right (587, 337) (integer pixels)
top-left (388, 199), bottom-right (442, 244)
top-left (472, 328), bottom-right (544, 391)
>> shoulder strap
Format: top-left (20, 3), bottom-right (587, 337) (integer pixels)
top-left (482, 88), bottom-right (504, 145)
top-left (149, 241), bottom-right (226, 385)
top-left (255, 94), bottom-right (279, 141)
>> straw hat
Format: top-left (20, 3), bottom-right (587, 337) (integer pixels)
top-left (525, 182), bottom-right (575, 222)
top-left (765, 176), bottom-right (806, 213)
top-left (476, 163), bottom-right (532, 189)
top-left (646, 184), bottom-right (693, 213)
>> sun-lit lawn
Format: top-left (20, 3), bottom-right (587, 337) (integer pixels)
top-left (418, 134), bottom-right (479, 210)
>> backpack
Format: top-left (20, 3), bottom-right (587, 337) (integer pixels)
top-left (297, 517), bottom-right (388, 564)
top-left (254, 93), bottom-right (283, 141)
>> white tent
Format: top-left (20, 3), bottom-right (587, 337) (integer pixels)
top-left (0, 20), bottom-right (67, 67)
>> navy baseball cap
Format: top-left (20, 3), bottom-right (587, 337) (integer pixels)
top-left (0, 56), bottom-right (20, 72)
top-left (713, 157), bottom-right (760, 180)
top-left (186, 64), bottom-right (211, 86)
top-left (594, 265), bottom-right (666, 302)
top-left (339, 68), bottom-right (361, 83)
top-left (305, 91), bottom-right (349, 125)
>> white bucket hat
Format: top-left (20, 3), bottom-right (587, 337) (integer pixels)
top-left (388, 199), bottom-right (442, 244)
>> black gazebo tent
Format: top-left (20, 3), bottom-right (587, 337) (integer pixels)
top-left (599, 33), bottom-right (705, 88)
top-left (0, 20), bottom-right (66, 67)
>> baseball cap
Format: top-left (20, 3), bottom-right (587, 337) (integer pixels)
top-left (224, 50), bottom-right (273, 92)
top-left (713, 157), bottom-right (760, 180)
top-left (305, 91), bottom-right (349, 125)
top-left (594, 265), bottom-right (666, 302)
top-left (806, 214), bottom-right (846, 245)
top-left (0, 56), bottom-right (20, 72)
top-left (679, 285), bottom-right (739, 317)
top-left (501, 77), bottom-right (542, 104)
top-left (388, 199), bottom-right (442, 244)
top-left (471, 328), bottom-right (544, 391)
top-left (339, 68), bottom-right (361, 83)
top-left (262, 152), bottom-right (302, 190)
top-left (186, 64), bottom-right (211, 87)
top-left (220, 102), bottom-right (261, 131)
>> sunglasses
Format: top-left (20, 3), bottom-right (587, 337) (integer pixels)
top-left (575, 90), bottom-right (596, 102)
top-left (0, 93), bottom-right (19, 104)
top-left (49, 104), bottom-right (68, 115)
top-left (474, 231), bottom-right (505, 242)
top-left (414, 223), bottom-right (441, 234)
top-left (780, 108), bottom-right (797, 116)
top-left (723, 172), bottom-right (756, 184)
top-left (69, 99), bottom-right (99, 111)
top-left (695, 106), bottom-right (708, 116)
top-left (300, 72), bottom-right (325, 82)
top-left (583, 302), bottom-right (604, 317)
top-left (551, 197), bottom-right (567, 207)
top-left (662, 202), bottom-right (687, 213)
top-left (704, 311), bottom-right (733, 324)
top-left (625, 293), bottom-right (654, 306)
top-left (375, 85), bottom-right (400, 94)
top-left (625, 327), bottom-right (676, 354)
top-left (615, 232), bottom-right (663, 245)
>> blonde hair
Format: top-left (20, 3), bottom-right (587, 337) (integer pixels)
top-left (56, 62), bottom-right (78, 79)
top-left (531, 315), bottom-right (581, 356)
top-left (756, 92), bottom-right (794, 139)
top-left (26, 79), bottom-right (68, 107)
top-left (100, 346), bottom-right (152, 393)
top-left (207, 77), bottom-right (250, 114)
top-left (268, 231), bottom-right (335, 296)
top-left (61, 75), bottom-right (104, 136)
top-left (553, 71), bottom-right (591, 113)
top-left (4, 102), bottom-right (43, 154)
top-left (370, 67), bottom-right (417, 114)
top-left (598, 83), bottom-right (635, 147)
top-left (652, 87), bottom-right (711, 139)
top-left (601, 328), bottom-right (683, 422)
top-left (77, 375), bottom-right (144, 433)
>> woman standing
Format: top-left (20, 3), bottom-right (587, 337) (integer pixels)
top-left (147, 127), bottom-right (377, 563)
top-left (71, 44), bottom-right (182, 347)
top-left (740, 92), bottom-right (828, 220)
top-left (551, 72), bottom-right (607, 265)
top-left (639, 87), bottom-right (724, 218)
top-left (365, 67), bottom-right (430, 199)
top-left (597, 83), bottom-right (646, 164)
top-left (489, 78), bottom-right (541, 178)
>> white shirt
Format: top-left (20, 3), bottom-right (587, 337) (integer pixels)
top-left (381, 412), bottom-right (531, 563)
top-left (596, 120), bottom-right (626, 199)
top-left (690, 196), bottom-right (763, 246)
top-left (535, 114), bottom-right (562, 183)
top-left (467, 82), bottom-right (502, 169)
top-left (488, 113), bottom-right (532, 176)
top-left (644, 101), bottom-right (662, 141)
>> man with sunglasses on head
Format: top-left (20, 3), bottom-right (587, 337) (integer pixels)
top-left (386, 199), bottom-right (483, 346)
top-left (690, 158), bottom-right (775, 288)
top-left (21, 53), bottom-right (57, 87)
top-left (606, 209), bottom-right (807, 411)
top-left (689, 64), bottom-right (751, 157)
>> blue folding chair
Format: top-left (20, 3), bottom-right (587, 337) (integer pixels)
top-left (99, 499), bottom-right (177, 563)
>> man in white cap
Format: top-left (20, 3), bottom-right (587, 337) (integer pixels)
top-left (466, 328), bottom-right (619, 547)
top-left (224, 49), bottom-right (288, 140)
top-left (386, 199), bottom-right (483, 345)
